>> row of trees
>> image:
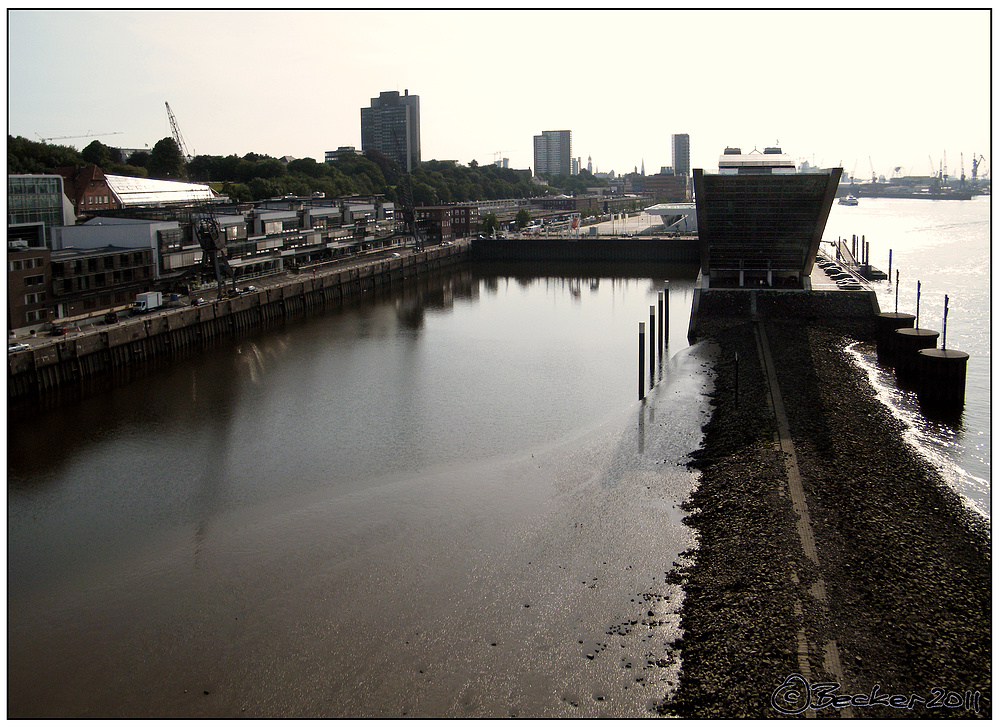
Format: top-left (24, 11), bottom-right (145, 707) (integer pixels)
top-left (8, 135), bottom-right (606, 206)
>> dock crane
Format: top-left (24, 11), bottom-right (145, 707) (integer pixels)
top-left (971, 154), bottom-right (986, 179)
top-left (165, 102), bottom-right (192, 160)
top-left (36, 131), bottom-right (123, 144)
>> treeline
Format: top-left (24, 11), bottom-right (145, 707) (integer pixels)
top-left (8, 135), bottom-right (604, 205)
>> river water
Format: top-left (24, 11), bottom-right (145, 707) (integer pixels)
top-left (8, 261), bottom-right (711, 718)
top-left (823, 194), bottom-right (991, 518)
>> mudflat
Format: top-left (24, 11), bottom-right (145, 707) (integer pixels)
top-left (661, 318), bottom-right (990, 719)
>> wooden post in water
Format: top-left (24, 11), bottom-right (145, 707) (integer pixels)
top-left (895, 270), bottom-right (900, 313)
top-left (639, 322), bottom-right (645, 401)
top-left (657, 292), bottom-right (664, 361)
top-left (888, 249), bottom-right (892, 282)
top-left (649, 305), bottom-right (656, 384)
top-left (916, 280), bottom-right (921, 328)
top-left (663, 281), bottom-right (670, 347)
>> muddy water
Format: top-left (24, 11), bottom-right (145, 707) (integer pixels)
top-left (8, 262), bottom-right (712, 718)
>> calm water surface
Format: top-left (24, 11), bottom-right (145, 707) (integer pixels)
top-left (8, 262), bottom-right (710, 718)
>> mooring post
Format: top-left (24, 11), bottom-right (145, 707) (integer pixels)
top-left (888, 249), bottom-right (892, 282)
top-left (639, 322), bottom-right (645, 401)
top-left (649, 305), bottom-right (656, 383)
top-left (657, 292), bottom-right (664, 360)
top-left (895, 271), bottom-right (900, 313)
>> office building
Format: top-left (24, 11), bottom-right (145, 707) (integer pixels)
top-left (693, 147), bottom-right (841, 288)
top-left (672, 134), bottom-right (691, 178)
top-left (533, 130), bottom-right (572, 177)
top-left (361, 90), bottom-right (421, 173)
top-left (8, 174), bottom-right (76, 248)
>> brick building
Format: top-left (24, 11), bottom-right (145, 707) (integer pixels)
top-left (7, 243), bottom-right (52, 332)
top-left (56, 165), bottom-right (118, 218)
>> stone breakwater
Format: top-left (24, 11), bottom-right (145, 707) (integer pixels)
top-left (660, 313), bottom-right (990, 718)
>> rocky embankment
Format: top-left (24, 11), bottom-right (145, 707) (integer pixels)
top-left (660, 318), bottom-right (990, 718)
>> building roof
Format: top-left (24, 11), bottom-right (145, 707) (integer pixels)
top-left (104, 174), bottom-right (218, 207)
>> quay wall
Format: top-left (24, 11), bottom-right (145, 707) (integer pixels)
top-left (471, 236), bottom-right (699, 264)
top-left (8, 243), bottom-right (470, 403)
top-left (688, 288), bottom-right (881, 341)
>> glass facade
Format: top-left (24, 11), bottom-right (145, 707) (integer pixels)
top-left (694, 169), bottom-right (841, 286)
top-left (8, 175), bottom-right (67, 247)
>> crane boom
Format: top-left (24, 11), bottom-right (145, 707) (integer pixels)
top-left (36, 131), bottom-right (123, 143)
top-left (165, 102), bottom-right (191, 158)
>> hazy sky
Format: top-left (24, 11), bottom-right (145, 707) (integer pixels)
top-left (7, 9), bottom-right (992, 180)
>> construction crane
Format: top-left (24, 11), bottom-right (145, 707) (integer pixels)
top-left (36, 131), bottom-right (122, 144)
top-left (492, 149), bottom-right (513, 164)
top-left (165, 102), bottom-right (192, 159)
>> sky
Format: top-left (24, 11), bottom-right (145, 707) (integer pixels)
top-left (7, 8), bottom-right (993, 180)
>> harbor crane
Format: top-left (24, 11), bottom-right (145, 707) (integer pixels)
top-left (971, 154), bottom-right (986, 179)
top-left (165, 101), bottom-right (192, 159)
top-left (36, 131), bottom-right (123, 144)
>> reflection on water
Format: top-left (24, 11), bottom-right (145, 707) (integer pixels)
top-left (8, 262), bottom-right (709, 718)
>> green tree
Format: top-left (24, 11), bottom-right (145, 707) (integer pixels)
top-left (81, 140), bottom-right (115, 168)
top-left (515, 209), bottom-right (531, 229)
top-left (481, 212), bottom-right (499, 235)
top-left (147, 137), bottom-right (186, 179)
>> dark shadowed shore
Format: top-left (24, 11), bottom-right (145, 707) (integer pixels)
top-left (660, 316), bottom-right (990, 719)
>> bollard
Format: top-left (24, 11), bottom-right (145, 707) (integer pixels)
top-left (639, 322), bottom-right (645, 400)
top-left (894, 327), bottom-right (939, 387)
top-left (918, 347), bottom-right (969, 413)
top-left (876, 312), bottom-right (915, 360)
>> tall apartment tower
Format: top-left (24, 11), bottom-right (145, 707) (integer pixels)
top-left (672, 133), bottom-right (691, 178)
top-left (361, 90), bottom-right (421, 173)
top-left (533, 130), bottom-right (572, 177)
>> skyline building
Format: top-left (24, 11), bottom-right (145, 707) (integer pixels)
top-left (360, 90), bottom-right (421, 173)
top-left (533, 130), bottom-right (572, 177)
top-left (672, 133), bottom-right (691, 178)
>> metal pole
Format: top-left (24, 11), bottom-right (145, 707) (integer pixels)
top-left (942, 295), bottom-right (949, 350)
top-left (916, 280), bottom-right (921, 328)
top-left (639, 322), bottom-right (645, 400)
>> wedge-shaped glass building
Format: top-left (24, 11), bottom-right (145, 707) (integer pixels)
top-left (693, 147), bottom-right (841, 288)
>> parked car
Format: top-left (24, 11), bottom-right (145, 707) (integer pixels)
top-left (104, 311), bottom-right (119, 324)
top-left (8, 342), bottom-right (30, 353)
top-left (192, 297), bottom-right (207, 306)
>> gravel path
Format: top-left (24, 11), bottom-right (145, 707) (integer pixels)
top-left (659, 316), bottom-right (990, 718)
